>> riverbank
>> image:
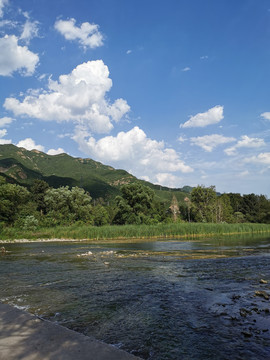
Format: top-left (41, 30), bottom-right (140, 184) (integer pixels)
top-left (1, 222), bottom-right (270, 243)
top-left (0, 302), bottom-right (140, 360)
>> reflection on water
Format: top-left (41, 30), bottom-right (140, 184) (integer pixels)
top-left (1, 235), bottom-right (270, 359)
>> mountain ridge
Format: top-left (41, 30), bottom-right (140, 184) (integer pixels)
top-left (0, 144), bottom-right (192, 202)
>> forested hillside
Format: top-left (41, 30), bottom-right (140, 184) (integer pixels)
top-left (0, 144), bottom-right (269, 233)
top-left (0, 144), bottom-right (190, 202)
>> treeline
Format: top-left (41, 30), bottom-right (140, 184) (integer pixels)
top-left (0, 177), bottom-right (269, 231)
top-left (181, 185), bottom-right (270, 224)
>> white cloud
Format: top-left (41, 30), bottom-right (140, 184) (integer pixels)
top-left (181, 67), bottom-right (191, 72)
top-left (126, 49), bottom-right (132, 55)
top-left (0, 19), bottom-right (16, 27)
top-left (0, 139), bottom-right (11, 144)
top-left (200, 55), bottom-right (208, 60)
top-left (225, 135), bottom-right (265, 156)
top-left (54, 18), bottom-right (103, 49)
top-left (20, 19), bottom-right (39, 44)
top-left (16, 138), bottom-right (44, 152)
top-left (245, 152), bottom-right (270, 165)
top-left (0, 0), bottom-right (8, 18)
top-left (155, 173), bottom-right (182, 188)
top-left (0, 128), bottom-right (11, 144)
top-left (180, 105), bottom-right (224, 128)
top-left (190, 134), bottom-right (235, 152)
top-left (4, 60), bottom-right (130, 133)
top-left (47, 147), bottom-right (65, 155)
top-left (0, 116), bottom-right (13, 127)
top-left (73, 126), bottom-right (193, 185)
top-left (237, 171), bottom-right (249, 177)
top-left (0, 35), bottom-right (39, 76)
top-left (178, 135), bottom-right (187, 143)
top-left (261, 112), bottom-right (270, 121)
top-left (140, 175), bottom-right (150, 182)
top-left (0, 128), bottom-right (7, 137)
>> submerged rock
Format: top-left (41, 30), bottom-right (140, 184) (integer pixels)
top-left (255, 291), bottom-right (269, 300)
top-left (242, 331), bottom-right (252, 337)
top-left (77, 251), bottom-right (93, 257)
top-left (240, 308), bottom-right (252, 317)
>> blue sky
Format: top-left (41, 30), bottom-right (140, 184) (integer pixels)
top-left (0, 0), bottom-right (270, 195)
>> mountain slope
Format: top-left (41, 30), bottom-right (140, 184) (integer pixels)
top-left (0, 144), bottom-right (191, 202)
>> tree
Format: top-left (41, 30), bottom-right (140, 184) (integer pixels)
top-left (44, 186), bottom-right (93, 224)
top-left (30, 180), bottom-right (50, 214)
top-left (113, 183), bottom-right (156, 224)
top-left (216, 194), bottom-right (234, 223)
top-left (191, 185), bottom-right (217, 222)
top-left (0, 182), bottom-right (30, 223)
top-left (92, 204), bottom-right (110, 226)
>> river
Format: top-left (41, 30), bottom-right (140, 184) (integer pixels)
top-left (1, 235), bottom-right (270, 359)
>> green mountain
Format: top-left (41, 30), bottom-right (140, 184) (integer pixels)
top-left (0, 144), bottom-right (191, 203)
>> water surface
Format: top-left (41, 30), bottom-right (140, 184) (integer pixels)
top-left (1, 235), bottom-right (270, 359)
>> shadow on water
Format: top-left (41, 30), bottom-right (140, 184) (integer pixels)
top-left (1, 234), bottom-right (270, 359)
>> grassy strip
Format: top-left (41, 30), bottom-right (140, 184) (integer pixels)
top-left (1, 222), bottom-right (270, 241)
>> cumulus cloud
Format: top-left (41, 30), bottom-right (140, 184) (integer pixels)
top-left (47, 147), bottom-right (65, 155)
top-left (0, 116), bottom-right (13, 127)
top-left (4, 60), bottom-right (130, 133)
top-left (190, 134), bottom-right (235, 152)
top-left (182, 67), bottom-right (191, 72)
top-left (180, 105), bottom-right (224, 128)
top-left (54, 18), bottom-right (103, 49)
top-left (261, 112), bottom-right (270, 121)
top-left (0, 35), bottom-right (39, 76)
top-left (0, 0), bottom-right (8, 18)
top-left (73, 126), bottom-right (193, 185)
top-left (16, 138), bottom-right (44, 151)
top-left (245, 152), bottom-right (270, 165)
top-left (224, 135), bottom-right (265, 156)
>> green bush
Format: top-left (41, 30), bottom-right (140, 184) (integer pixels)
top-left (23, 215), bottom-right (39, 231)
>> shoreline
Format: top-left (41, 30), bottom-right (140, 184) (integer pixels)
top-left (1, 229), bottom-right (270, 244)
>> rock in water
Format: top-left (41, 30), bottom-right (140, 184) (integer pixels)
top-left (255, 290), bottom-right (269, 300)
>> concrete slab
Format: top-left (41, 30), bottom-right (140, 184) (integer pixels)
top-left (0, 303), bottom-right (141, 360)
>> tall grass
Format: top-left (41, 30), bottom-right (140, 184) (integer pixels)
top-left (1, 222), bottom-right (270, 241)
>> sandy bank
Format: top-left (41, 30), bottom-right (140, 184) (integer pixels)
top-left (0, 302), bottom-right (140, 360)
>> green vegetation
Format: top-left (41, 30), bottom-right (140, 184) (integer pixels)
top-left (0, 144), bottom-right (270, 241)
top-left (1, 222), bottom-right (270, 241)
top-left (0, 144), bottom-right (189, 201)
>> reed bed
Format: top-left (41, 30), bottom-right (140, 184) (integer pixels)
top-left (1, 222), bottom-right (270, 242)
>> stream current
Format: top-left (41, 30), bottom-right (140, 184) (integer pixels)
top-left (1, 235), bottom-right (270, 359)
